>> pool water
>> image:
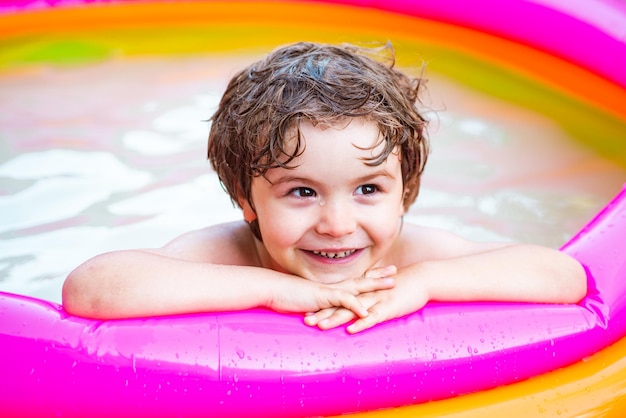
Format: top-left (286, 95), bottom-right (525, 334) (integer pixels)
top-left (1, 54), bottom-right (624, 303)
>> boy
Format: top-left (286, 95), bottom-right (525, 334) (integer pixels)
top-left (62, 42), bottom-right (586, 334)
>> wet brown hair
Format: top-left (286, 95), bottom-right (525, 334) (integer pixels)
top-left (208, 42), bottom-right (429, 238)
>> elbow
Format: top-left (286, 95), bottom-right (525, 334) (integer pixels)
top-left (559, 256), bottom-right (588, 304)
top-left (62, 272), bottom-right (83, 316)
top-left (62, 267), bottom-right (95, 318)
top-left (572, 271), bottom-right (588, 305)
top-left (62, 259), bottom-right (110, 319)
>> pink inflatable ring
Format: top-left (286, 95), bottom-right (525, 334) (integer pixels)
top-left (0, 0), bottom-right (625, 416)
top-left (2, 186), bottom-right (626, 416)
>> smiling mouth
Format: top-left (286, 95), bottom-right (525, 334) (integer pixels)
top-left (311, 249), bottom-right (358, 259)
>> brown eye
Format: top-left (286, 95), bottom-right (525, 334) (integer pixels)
top-left (290, 187), bottom-right (316, 198)
top-left (356, 184), bottom-right (378, 195)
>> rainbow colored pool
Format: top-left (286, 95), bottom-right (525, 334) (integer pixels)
top-left (1, 0), bottom-right (626, 416)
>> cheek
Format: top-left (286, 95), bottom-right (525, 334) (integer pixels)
top-left (373, 202), bottom-right (403, 239)
top-left (258, 210), bottom-right (305, 246)
top-left (381, 217), bottom-right (402, 239)
top-left (386, 188), bottom-right (406, 218)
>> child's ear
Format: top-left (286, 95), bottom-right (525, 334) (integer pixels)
top-left (238, 196), bottom-right (257, 223)
top-left (398, 202), bottom-right (406, 217)
top-left (399, 188), bottom-right (410, 216)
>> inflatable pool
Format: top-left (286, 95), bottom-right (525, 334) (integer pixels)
top-left (0, 184), bottom-right (625, 417)
top-left (1, 0), bottom-right (625, 417)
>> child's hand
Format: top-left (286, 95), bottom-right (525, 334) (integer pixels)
top-left (304, 267), bottom-right (429, 333)
top-left (268, 266), bottom-right (396, 319)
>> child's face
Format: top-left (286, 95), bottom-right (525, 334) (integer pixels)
top-left (242, 117), bottom-right (405, 284)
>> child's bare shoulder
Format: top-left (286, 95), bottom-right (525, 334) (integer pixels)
top-left (158, 221), bottom-right (260, 266)
top-left (395, 222), bottom-right (511, 264)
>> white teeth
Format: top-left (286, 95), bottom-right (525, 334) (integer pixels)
top-left (312, 249), bottom-right (357, 259)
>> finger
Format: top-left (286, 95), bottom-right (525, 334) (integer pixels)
top-left (346, 316), bottom-right (376, 334)
top-left (346, 306), bottom-right (386, 334)
top-left (304, 307), bottom-right (338, 326)
top-left (335, 293), bottom-right (369, 319)
top-left (363, 265), bottom-right (397, 279)
top-left (317, 308), bottom-right (357, 330)
top-left (356, 276), bottom-right (395, 294)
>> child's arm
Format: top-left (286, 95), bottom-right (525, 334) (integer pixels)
top-left (62, 223), bottom-right (396, 319)
top-left (62, 247), bottom-right (395, 320)
top-left (305, 232), bottom-right (587, 333)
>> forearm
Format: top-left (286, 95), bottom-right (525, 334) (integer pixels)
top-left (62, 249), bottom-right (392, 320)
top-left (415, 244), bottom-right (587, 304)
top-left (305, 244), bottom-right (587, 334)
top-left (62, 250), bottom-right (278, 319)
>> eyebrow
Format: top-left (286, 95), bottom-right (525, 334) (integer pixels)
top-left (267, 168), bottom-right (397, 187)
top-left (354, 169), bottom-right (398, 183)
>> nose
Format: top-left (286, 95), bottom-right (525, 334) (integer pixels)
top-left (314, 197), bottom-right (357, 237)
